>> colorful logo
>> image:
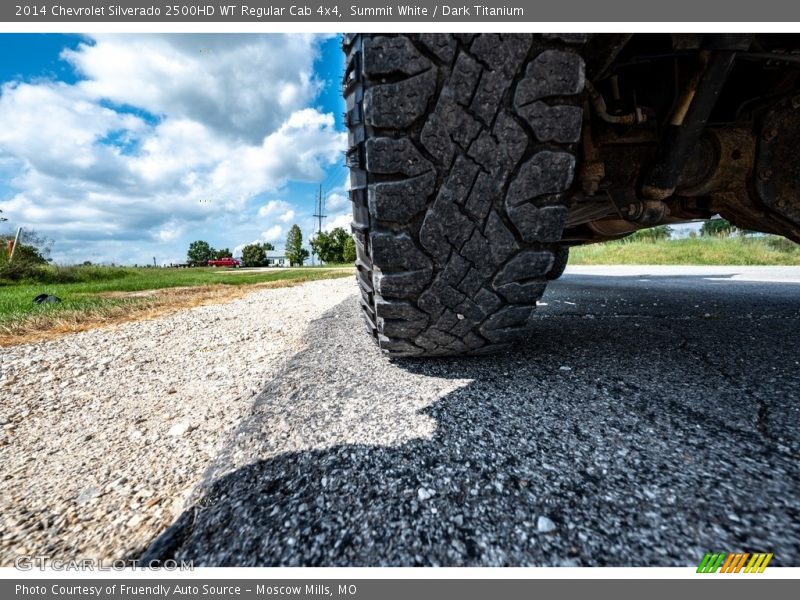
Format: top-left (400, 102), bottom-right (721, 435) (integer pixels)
top-left (697, 552), bottom-right (773, 573)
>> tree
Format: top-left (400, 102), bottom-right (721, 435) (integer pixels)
top-left (213, 247), bottom-right (232, 259)
top-left (343, 235), bottom-right (356, 263)
top-left (310, 230), bottom-right (335, 263)
top-left (285, 225), bottom-right (309, 266)
top-left (241, 243), bottom-right (266, 267)
top-left (261, 242), bottom-right (275, 252)
top-left (701, 218), bottom-right (735, 237)
top-left (310, 227), bottom-right (353, 263)
top-left (187, 240), bottom-right (215, 266)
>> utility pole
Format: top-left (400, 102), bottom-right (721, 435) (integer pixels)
top-left (313, 184), bottom-right (326, 234)
top-left (312, 185), bottom-right (326, 266)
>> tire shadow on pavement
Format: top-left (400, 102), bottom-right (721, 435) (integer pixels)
top-left (141, 274), bottom-right (800, 566)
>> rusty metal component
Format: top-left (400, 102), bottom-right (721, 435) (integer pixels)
top-left (579, 104), bottom-right (605, 196)
top-left (587, 219), bottom-right (643, 237)
top-left (714, 189), bottom-right (800, 243)
top-left (585, 80), bottom-right (647, 126)
top-left (677, 128), bottom-right (755, 196)
top-left (625, 199), bottom-right (670, 224)
top-left (754, 97), bottom-right (800, 227)
top-left (579, 161), bottom-right (605, 196)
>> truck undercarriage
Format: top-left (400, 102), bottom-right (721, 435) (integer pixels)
top-left (565, 33), bottom-right (800, 245)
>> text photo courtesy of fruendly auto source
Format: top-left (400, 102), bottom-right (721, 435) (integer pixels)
top-left (0, 33), bottom-right (798, 568)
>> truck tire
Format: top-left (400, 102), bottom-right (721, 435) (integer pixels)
top-left (344, 34), bottom-right (586, 357)
top-left (546, 246), bottom-right (570, 280)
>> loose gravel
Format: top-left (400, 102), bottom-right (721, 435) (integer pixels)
top-left (0, 277), bottom-right (354, 564)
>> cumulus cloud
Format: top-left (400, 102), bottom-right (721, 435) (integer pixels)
top-left (324, 213), bottom-right (353, 233)
top-left (63, 34), bottom-right (324, 143)
top-left (260, 225), bottom-right (285, 243)
top-left (0, 34), bottom-right (346, 264)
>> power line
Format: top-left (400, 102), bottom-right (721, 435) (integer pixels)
top-left (319, 163), bottom-right (347, 195)
top-left (312, 184), bottom-right (326, 235)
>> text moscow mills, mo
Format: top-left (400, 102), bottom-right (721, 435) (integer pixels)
top-left (14, 4), bottom-right (526, 19)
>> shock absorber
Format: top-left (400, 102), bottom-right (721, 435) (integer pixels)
top-left (641, 34), bottom-right (752, 201)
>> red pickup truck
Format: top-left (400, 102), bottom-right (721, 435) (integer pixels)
top-left (207, 257), bottom-right (241, 268)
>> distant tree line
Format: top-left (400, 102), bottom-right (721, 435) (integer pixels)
top-left (186, 240), bottom-right (274, 267)
top-left (187, 223), bottom-right (358, 268)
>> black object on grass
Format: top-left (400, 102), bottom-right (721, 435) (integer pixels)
top-left (33, 294), bottom-right (61, 304)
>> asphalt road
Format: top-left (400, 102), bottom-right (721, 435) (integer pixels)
top-left (142, 266), bottom-right (800, 567)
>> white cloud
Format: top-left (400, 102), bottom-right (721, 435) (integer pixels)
top-left (325, 192), bottom-right (350, 212)
top-left (0, 34), bottom-right (345, 264)
top-left (156, 222), bottom-right (184, 242)
top-left (257, 199), bottom-right (297, 223)
top-left (260, 225), bottom-right (284, 243)
top-left (324, 213), bottom-right (353, 233)
top-left (63, 34), bottom-right (326, 143)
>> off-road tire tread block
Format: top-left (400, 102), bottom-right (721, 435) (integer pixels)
top-left (344, 34), bottom-right (585, 356)
top-left (547, 246), bottom-right (570, 281)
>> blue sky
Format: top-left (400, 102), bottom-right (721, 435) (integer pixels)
top-left (0, 34), bottom-right (349, 264)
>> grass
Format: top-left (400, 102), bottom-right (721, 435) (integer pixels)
top-left (570, 235), bottom-right (800, 266)
top-left (0, 265), bottom-right (352, 345)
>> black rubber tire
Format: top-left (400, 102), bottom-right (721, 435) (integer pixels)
top-left (344, 34), bottom-right (586, 357)
top-left (546, 246), bottom-right (570, 280)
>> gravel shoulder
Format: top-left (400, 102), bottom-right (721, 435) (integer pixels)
top-left (0, 277), bottom-right (355, 564)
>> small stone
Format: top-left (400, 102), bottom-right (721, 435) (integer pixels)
top-left (76, 486), bottom-right (99, 506)
top-left (167, 421), bottom-right (193, 437)
top-left (127, 514), bottom-right (144, 528)
top-left (559, 366), bottom-right (572, 371)
top-left (417, 487), bottom-right (435, 501)
top-left (537, 515), bottom-right (557, 533)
